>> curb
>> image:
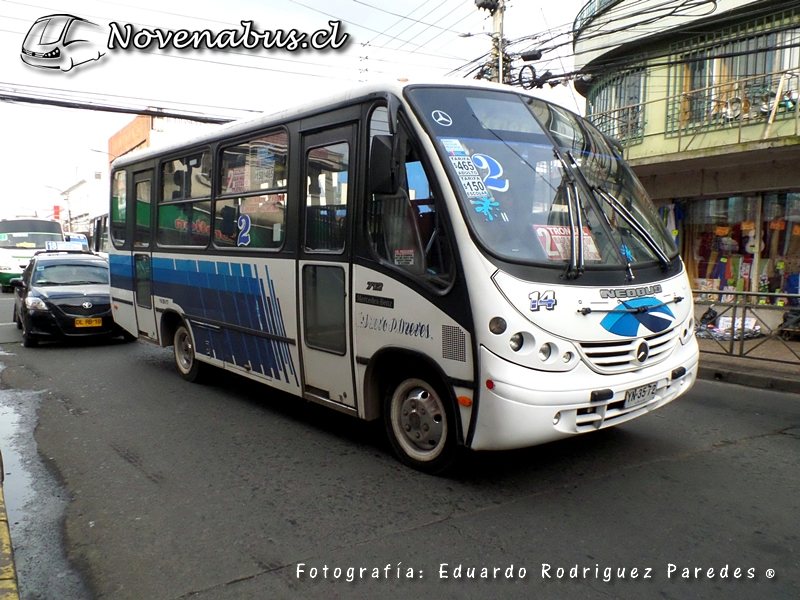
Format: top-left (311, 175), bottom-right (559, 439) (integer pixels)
top-left (697, 364), bottom-right (800, 394)
top-left (0, 450), bottom-right (19, 600)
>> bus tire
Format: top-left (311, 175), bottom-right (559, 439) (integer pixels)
top-left (173, 323), bottom-right (205, 382)
top-left (384, 376), bottom-right (457, 474)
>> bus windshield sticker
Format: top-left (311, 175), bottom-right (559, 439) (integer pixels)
top-left (449, 155), bottom-right (480, 177)
top-left (534, 225), bottom-right (601, 261)
top-left (394, 249), bottom-right (415, 266)
top-left (472, 196), bottom-right (500, 221)
top-left (440, 138), bottom-right (467, 156)
top-left (460, 174), bottom-right (490, 198)
top-left (471, 154), bottom-right (509, 192)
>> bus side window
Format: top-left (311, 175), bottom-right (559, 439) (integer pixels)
top-left (367, 106), bottom-right (454, 290)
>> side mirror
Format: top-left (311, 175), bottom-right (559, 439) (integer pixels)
top-left (9, 278), bottom-right (23, 288)
top-left (370, 135), bottom-right (399, 195)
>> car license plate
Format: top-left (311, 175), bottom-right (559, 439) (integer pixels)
top-left (75, 318), bottom-right (102, 328)
top-left (624, 382), bottom-right (657, 408)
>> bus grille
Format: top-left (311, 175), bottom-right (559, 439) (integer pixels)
top-left (578, 327), bottom-right (679, 374)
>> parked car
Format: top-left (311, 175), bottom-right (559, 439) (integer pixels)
top-left (10, 248), bottom-right (124, 347)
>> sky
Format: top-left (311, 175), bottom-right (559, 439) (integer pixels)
top-left (0, 0), bottom-right (584, 221)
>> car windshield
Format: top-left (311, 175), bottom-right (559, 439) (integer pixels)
top-left (32, 263), bottom-right (108, 286)
top-left (407, 86), bottom-right (677, 272)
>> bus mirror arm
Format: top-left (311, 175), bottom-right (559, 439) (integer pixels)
top-left (370, 135), bottom-right (401, 195)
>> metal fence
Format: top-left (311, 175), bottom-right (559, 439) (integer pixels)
top-left (693, 289), bottom-right (800, 364)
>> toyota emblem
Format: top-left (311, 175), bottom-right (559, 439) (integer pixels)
top-left (636, 341), bottom-right (649, 363)
top-left (82, 302), bottom-right (93, 309)
top-left (431, 110), bottom-right (453, 127)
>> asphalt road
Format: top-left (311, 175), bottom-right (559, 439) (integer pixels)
top-left (0, 295), bottom-right (798, 600)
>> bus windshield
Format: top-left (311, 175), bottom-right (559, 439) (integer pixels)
top-left (0, 219), bottom-right (63, 249)
top-left (407, 87), bottom-right (677, 271)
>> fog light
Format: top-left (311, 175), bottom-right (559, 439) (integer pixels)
top-left (553, 412), bottom-right (561, 425)
top-left (538, 343), bottom-right (552, 361)
top-left (562, 351), bottom-right (573, 363)
top-left (489, 317), bottom-right (507, 335)
top-left (509, 332), bottom-right (523, 352)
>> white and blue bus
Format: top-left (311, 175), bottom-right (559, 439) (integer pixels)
top-left (0, 217), bottom-right (64, 292)
top-left (107, 79), bottom-right (699, 472)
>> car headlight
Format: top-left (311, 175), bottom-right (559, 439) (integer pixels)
top-left (25, 297), bottom-right (48, 311)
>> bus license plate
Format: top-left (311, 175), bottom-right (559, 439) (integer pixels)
top-left (75, 318), bottom-right (102, 328)
top-left (624, 382), bottom-right (657, 408)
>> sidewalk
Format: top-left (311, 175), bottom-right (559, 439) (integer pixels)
top-left (0, 455), bottom-right (19, 600)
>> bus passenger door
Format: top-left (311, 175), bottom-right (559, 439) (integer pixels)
top-left (132, 170), bottom-right (157, 340)
top-left (298, 126), bottom-right (356, 409)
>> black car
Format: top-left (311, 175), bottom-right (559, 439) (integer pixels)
top-left (10, 250), bottom-right (121, 347)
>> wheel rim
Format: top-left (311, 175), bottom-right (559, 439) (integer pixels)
top-left (175, 328), bottom-right (194, 374)
top-left (390, 379), bottom-right (447, 462)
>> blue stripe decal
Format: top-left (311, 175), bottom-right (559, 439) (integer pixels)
top-left (115, 253), bottom-right (297, 386)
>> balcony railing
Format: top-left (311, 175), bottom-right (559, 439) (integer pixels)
top-left (586, 68), bottom-right (800, 155)
top-left (667, 70), bottom-right (800, 142)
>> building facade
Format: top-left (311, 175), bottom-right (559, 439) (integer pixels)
top-left (574, 0), bottom-right (800, 300)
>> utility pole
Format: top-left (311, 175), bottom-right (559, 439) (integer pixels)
top-left (475, 0), bottom-right (506, 83)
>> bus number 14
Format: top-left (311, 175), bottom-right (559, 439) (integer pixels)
top-left (529, 290), bottom-right (557, 311)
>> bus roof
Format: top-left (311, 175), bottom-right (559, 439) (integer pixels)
top-left (110, 77), bottom-right (549, 170)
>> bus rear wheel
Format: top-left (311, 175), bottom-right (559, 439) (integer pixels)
top-left (173, 323), bottom-right (205, 382)
top-left (384, 377), bottom-right (457, 474)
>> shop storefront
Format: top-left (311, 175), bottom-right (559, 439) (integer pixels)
top-left (663, 192), bottom-right (800, 303)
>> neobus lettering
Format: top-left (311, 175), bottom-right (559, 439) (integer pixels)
top-left (599, 284), bottom-right (663, 299)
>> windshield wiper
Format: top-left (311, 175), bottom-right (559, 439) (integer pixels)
top-left (593, 186), bottom-right (671, 270)
top-left (563, 181), bottom-right (584, 279)
top-left (577, 296), bottom-right (684, 316)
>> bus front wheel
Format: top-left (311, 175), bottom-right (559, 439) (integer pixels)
top-left (384, 377), bottom-right (457, 474)
top-left (173, 324), bottom-right (205, 382)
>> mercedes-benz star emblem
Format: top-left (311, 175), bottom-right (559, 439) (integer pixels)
top-left (431, 110), bottom-right (452, 126)
top-left (82, 302), bottom-right (93, 309)
top-left (636, 341), bottom-right (649, 363)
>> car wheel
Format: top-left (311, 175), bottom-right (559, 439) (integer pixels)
top-left (173, 323), bottom-right (205, 382)
top-left (384, 376), bottom-right (458, 474)
top-left (22, 317), bottom-right (38, 348)
top-left (12, 306), bottom-right (21, 329)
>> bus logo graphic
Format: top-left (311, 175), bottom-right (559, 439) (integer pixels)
top-left (21, 14), bottom-right (106, 72)
top-left (600, 298), bottom-right (674, 337)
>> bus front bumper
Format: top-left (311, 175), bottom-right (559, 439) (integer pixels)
top-left (469, 341), bottom-right (699, 451)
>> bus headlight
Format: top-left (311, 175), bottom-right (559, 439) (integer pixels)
top-left (538, 343), bottom-right (552, 362)
top-left (489, 317), bottom-right (507, 335)
top-left (25, 297), bottom-right (48, 311)
top-left (509, 332), bottom-right (523, 352)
